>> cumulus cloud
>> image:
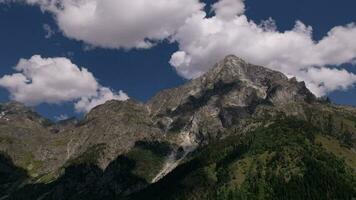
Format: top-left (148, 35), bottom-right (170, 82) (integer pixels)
top-left (24, 0), bottom-right (204, 49)
top-left (170, 0), bottom-right (356, 96)
top-left (0, 55), bottom-right (128, 112)
top-left (212, 0), bottom-right (245, 19)
top-left (3, 0), bottom-right (356, 96)
top-left (74, 87), bottom-right (128, 113)
top-left (0, 55), bottom-right (98, 105)
top-left (301, 67), bottom-right (356, 96)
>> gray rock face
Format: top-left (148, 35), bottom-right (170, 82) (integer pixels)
top-left (0, 102), bottom-right (61, 177)
top-left (0, 55), bottom-right (355, 199)
top-left (148, 55), bottom-right (315, 144)
top-left (63, 99), bottom-right (165, 169)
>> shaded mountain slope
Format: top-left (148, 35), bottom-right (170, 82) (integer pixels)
top-left (131, 118), bottom-right (356, 200)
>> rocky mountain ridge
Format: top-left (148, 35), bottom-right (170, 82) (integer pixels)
top-left (0, 55), bottom-right (355, 199)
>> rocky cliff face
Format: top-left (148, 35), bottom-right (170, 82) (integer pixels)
top-left (148, 55), bottom-right (316, 145)
top-left (1, 56), bottom-right (355, 199)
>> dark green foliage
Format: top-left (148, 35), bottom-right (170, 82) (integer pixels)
top-left (134, 141), bottom-right (172, 157)
top-left (132, 117), bottom-right (356, 200)
top-left (66, 144), bottom-right (107, 166)
top-left (348, 116), bottom-right (356, 128)
top-left (0, 153), bottom-right (28, 197)
top-left (1, 140), bottom-right (172, 199)
top-left (327, 114), bottom-right (334, 135)
top-left (126, 141), bottom-right (172, 182)
top-left (341, 131), bottom-right (354, 148)
top-left (12, 156), bottom-right (149, 200)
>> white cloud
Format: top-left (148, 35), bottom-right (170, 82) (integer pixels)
top-left (170, 0), bottom-right (356, 96)
top-left (3, 0), bottom-right (356, 97)
top-left (0, 55), bottom-right (98, 105)
top-left (212, 0), bottom-right (245, 19)
top-left (74, 87), bottom-right (128, 113)
top-left (301, 67), bottom-right (356, 96)
top-left (24, 0), bottom-right (204, 49)
top-left (0, 55), bottom-right (128, 113)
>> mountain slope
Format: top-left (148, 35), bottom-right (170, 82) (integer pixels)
top-left (131, 117), bottom-right (356, 200)
top-left (0, 56), bottom-right (355, 199)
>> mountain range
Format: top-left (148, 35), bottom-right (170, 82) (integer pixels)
top-left (0, 55), bottom-right (355, 199)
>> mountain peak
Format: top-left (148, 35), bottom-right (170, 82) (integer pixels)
top-left (149, 55), bottom-right (316, 122)
top-left (206, 55), bottom-right (248, 79)
top-left (222, 55), bottom-right (246, 64)
top-left (202, 55), bottom-right (286, 86)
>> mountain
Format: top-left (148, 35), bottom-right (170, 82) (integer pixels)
top-left (0, 55), bottom-right (355, 199)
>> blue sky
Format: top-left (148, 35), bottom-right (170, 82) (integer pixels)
top-left (0, 0), bottom-right (355, 120)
